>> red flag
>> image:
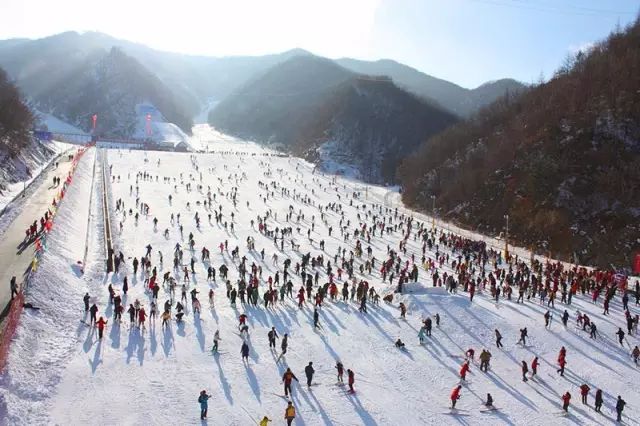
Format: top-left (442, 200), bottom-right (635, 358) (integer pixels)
top-left (634, 253), bottom-right (640, 274)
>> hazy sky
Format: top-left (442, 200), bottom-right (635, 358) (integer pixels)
top-left (1, 0), bottom-right (638, 88)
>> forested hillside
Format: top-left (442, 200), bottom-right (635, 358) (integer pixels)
top-left (210, 55), bottom-right (457, 183)
top-left (399, 19), bottom-right (640, 268)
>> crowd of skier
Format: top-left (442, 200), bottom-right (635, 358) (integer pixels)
top-left (76, 149), bottom-right (639, 423)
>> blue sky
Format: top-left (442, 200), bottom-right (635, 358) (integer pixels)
top-left (0, 0), bottom-right (638, 88)
top-left (373, 0), bottom-right (640, 87)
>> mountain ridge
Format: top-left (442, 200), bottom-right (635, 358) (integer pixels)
top-left (209, 54), bottom-right (458, 183)
top-left (0, 31), bottom-right (522, 119)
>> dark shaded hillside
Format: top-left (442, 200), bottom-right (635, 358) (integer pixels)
top-left (37, 47), bottom-right (193, 137)
top-left (0, 67), bottom-right (33, 155)
top-left (398, 19), bottom-right (640, 268)
top-left (336, 58), bottom-right (525, 117)
top-left (209, 55), bottom-right (353, 144)
top-left (209, 55), bottom-right (457, 183)
top-left (0, 66), bottom-right (58, 197)
top-left (305, 77), bottom-right (458, 182)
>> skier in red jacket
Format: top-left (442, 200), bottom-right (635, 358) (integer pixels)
top-left (347, 369), bottom-right (355, 393)
top-left (531, 356), bottom-right (539, 378)
top-left (96, 316), bottom-right (108, 339)
top-left (451, 385), bottom-right (462, 409)
top-left (579, 384), bottom-right (590, 404)
top-left (459, 361), bottom-right (470, 381)
top-left (562, 392), bottom-right (572, 412)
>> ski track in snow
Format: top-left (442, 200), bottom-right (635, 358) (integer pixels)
top-left (1, 126), bottom-right (639, 425)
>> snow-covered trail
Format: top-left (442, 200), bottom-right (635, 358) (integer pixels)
top-left (1, 132), bottom-right (639, 425)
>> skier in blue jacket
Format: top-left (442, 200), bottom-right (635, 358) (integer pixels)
top-left (198, 390), bottom-right (210, 419)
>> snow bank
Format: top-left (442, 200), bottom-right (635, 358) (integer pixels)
top-left (0, 140), bottom-right (72, 212)
top-left (35, 111), bottom-right (88, 136)
top-left (0, 148), bottom-right (97, 423)
top-left (1, 132), bottom-right (638, 425)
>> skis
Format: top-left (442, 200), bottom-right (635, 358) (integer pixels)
top-left (270, 393), bottom-right (291, 400)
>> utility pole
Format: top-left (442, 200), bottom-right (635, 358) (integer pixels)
top-left (504, 214), bottom-right (510, 260)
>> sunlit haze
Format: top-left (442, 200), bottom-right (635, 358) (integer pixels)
top-left (0, 0), bottom-right (638, 87)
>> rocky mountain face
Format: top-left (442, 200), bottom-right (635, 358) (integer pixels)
top-left (398, 19), bottom-right (640, 268)
top-left (209, 55), bottom-right (458, 183)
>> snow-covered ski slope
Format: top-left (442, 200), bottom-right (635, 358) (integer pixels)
top-left (1, 128), bottom-right (639, 425)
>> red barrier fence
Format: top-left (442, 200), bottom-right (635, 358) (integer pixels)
top-left (0, 292), bottom-right (24, 372)
top-left (0, 145), bottom-right (91, 373)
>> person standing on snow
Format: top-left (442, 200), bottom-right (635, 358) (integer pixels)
top-left (521, 361), bottom-right (529, 382)
top-left (450, 385), bottom-right (462, 409)
top-left (282, 368), bottom-right (299, 397)
top-left (268, 327), bottom-right (279, 349)
top-left (89, 303), bottom-right (99, 325)
top-left (557, 346), bottom-right (567, 376)
top-left (212, 329), bottom-right (220, 353)
top-left (127, 304), bottom-right (136, 326)
top-left (561, 391), bottom-right (571, 412)
top-left (138, 306), bottom-right (147, 330)
top-left (544, 310), bottom-right (552, 328)
top-left (347, 369), bottom-right (355, 393)
top-left (83, 292), bottom-right (90, 312)
top-left (594, 389), bottom-right (603, 413)
top-left (305, 362), bottom-right (315, 387)
top-left (284, 401), bottom-right (296, 426)
top-left (616, 328), bottom-right (625, 346)
top-left (616, 395), bottom-right (626, 422)
top-left (10, 276), bottom-right (19, 300)
top-left (579, 384), bottom-right (590, 404)
top-left (418, 326), bottom-right (427, 344)
top-left (198, 390), bottom-right (210, 420)
top-left (459, 361), bottom-right (470, 381)
top-left (517, 327), bottom-right (528, 345)
top-left (96, 317), bottom-right (108, 339)
top-left (495, 329), bottom-right (503, 348)
top-left (479, 349), bottom-right (491, 372)
top-left (241, 341), bottom-right (250, 363)
top-left (336, 361), bottom-right (344, 383)
top-left (278, 333), bottom-right (288, 359)
top-left (531, 356), bottom-right (539, 378)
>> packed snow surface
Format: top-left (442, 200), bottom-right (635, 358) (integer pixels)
top-left (1, 126), bottom-right (639, 425)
